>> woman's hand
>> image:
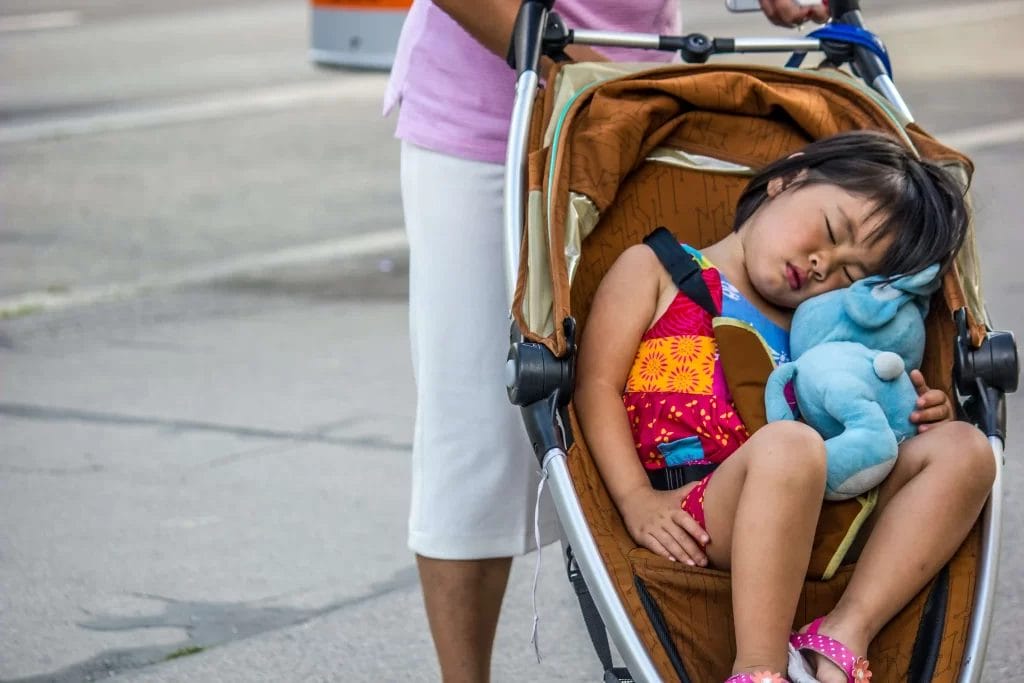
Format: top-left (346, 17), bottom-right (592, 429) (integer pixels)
top-left (909, 369), bottom-right (954, 432)
top-left (758, 0), bottom-right (830, 28)
top-left (619, 484), bottom-right (710, 566)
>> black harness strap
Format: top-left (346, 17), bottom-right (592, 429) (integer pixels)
top-left (647, 462), bottom-right (719, 490)
top-left (566, 547), bottom-right (613, 672)
top-left (566, 546), bottom-right (633, 682)
top-left (642, 227), bottom-right (719, 318)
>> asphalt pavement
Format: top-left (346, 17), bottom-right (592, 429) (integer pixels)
top-left (1, 1), bottom-right (1023, 681)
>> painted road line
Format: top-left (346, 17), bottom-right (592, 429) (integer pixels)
top-left (1, 115), bottom-right (1022, 317)
top-left (0, 10), bottom-right (81, 33)
top-left (2, 1), bottom-right (1021, 145)
top-left (0, 77), bottom-right (389, 145)
top-left (940, 119), bottom-right (1024, 153)
top-left (0, 229), bottom-right (408, 317)
top-left (871, 0), bottom-right (1024, 34)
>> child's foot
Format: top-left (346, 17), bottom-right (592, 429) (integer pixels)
top-left (790, 616), bottom-right (872, 683)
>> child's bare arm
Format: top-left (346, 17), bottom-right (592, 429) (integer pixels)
top-left (575, 245), bottom-right (710, 565)
top-left (908, 369), bottom-right (954, 432)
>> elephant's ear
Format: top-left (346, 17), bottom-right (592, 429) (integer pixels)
top-left (886, 263), bottom-right (942, 317)
top-left (842, 264), bottom-right (941, 328)
top-left (713, 317), bottom-right (775, 433)
top-left (842, 275), bottom-right (901, 328)
top-left (889, 263), bottom-right (941, 296)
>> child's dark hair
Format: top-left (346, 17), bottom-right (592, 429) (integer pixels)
top-left (733, 131), bottom-right (969, 277)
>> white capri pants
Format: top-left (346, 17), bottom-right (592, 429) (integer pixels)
top-left (401, 141), bottom-right (558, 560)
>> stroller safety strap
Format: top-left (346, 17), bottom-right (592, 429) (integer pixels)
top-left (648, 462), bottom-right (718, 491)
top-left (643, 227), bottom-right (719, 318)
top-left (566, 546), bottom-right (615, 672)
top-left (786, 24), bottom-right (893, 79)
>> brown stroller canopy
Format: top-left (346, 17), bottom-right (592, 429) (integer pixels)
top-left (514, 63), bottom-right (987, 358)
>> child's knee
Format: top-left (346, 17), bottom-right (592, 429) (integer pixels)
top-left (916, 421), bottom-right (995, 494)
top-left (750, 421), bottom-right (827, 487)
top-left (948, 421), bottom-right (996, 491)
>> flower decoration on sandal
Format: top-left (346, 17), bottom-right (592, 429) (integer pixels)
top-left (852, 658), bottom-right (872, 682)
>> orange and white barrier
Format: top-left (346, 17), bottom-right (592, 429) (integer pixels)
top-left (309, 0), bottom-right (411, 70)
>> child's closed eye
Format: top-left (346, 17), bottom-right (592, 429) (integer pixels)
top-left (825, 216), bottom-right (856, 283)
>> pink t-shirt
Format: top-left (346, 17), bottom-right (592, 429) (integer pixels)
top-left (384, 0), bottom-right (682, 164)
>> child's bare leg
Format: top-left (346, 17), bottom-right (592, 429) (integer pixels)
top-left (702, 421), bottom-right (828, 676)
top-left (804, 421), bottom-right (994, 683)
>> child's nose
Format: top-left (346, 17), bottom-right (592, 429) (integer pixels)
top-left (809, 253), bottom-right (828, 280)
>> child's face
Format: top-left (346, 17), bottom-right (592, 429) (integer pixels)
top-left (739, 181), bottom-right (894, 309)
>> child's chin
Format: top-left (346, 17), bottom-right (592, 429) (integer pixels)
top-left (765, 290), bottom-right (796, 308)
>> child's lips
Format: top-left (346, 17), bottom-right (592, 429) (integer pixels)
top-left (786, 264), bottom-right (804, 290)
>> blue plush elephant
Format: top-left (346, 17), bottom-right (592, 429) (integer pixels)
top-left (764, 264), bottom-right (941, 500)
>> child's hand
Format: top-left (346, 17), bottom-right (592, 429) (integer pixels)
top-left (909, 369), bottom-right (954, 432)
top-left (619, 486), bottom-right (710, 566)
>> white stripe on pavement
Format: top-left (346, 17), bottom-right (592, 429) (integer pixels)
top-left (2, 114), bottom-right (1021, 317)
top-left (871, 0), bottom-right (1024, 34)
top-left (0, 229), bottom-right (408, 317)
top-left (939, 119), bottom-right (1024, 153)
top-left (0, 11), bottom-right (81, 33)
top-left (0, 77), bottom-right (389, 145)
top-left (2, 1), bottom-right (1021, 145)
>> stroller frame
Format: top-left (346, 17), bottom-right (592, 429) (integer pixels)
top-left (501, 1), bottom-right (1018, 681)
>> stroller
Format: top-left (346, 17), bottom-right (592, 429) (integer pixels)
top-left (501, 1), bottom-right (1019, 681)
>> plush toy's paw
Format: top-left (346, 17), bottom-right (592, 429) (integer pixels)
top-left (764, 363), bottom-right (799, 422)
top-left (872, 351), bottom-right (904, 381)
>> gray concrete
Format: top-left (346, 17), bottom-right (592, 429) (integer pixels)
top-left (1, 0), bottom-right (1022, 681)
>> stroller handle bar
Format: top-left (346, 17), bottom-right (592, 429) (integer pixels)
top-left (571, 30), bottom-right (818, 58)
top-left (568, 30), bottom-right (910, 124)
top-left (569, 29), bottom-right (823, 53)
top-left (571, 28), bottom-right (911, 126)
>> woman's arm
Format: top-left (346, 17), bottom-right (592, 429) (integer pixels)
top-left (575, 245), bottom-right (710, 565)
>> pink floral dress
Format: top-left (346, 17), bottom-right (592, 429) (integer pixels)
top-left (624, 250), bottom-right (750, 472)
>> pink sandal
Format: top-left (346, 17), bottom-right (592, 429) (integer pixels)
top-left (725, 673), bottom-right (788, 683)
top-left (789, 617), bottom-right (873, 682)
